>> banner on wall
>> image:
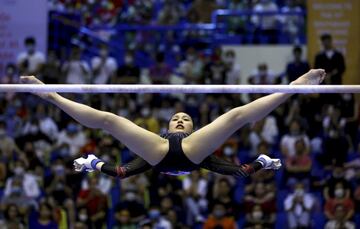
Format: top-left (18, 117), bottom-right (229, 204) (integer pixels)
top-left (0, 0), bottom-right (48, 76)
top-left (307, 0), bottom-right (360, 84)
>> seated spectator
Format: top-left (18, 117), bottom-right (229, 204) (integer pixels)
top-left (187, 0), bottom-right (218, 23)
top-left (91, 44), bottom-right (118, 84)
top-left (147, 206), bottom-right (171, 229)
top-left (284, 99), bottom-right (308, 128)
top-left (177, 47), bottom-right (204, 84)
top-left (323, 167), bottom-right (351, 201)
top-left (285, 46), bottom-right (310, 84)
top-left (244, 181), bottom-right (276, 215)
top-left (223, 49), bottom-right (241, 85)
top-left (17, 37), bottom-right (45, 75)
top-left (77, 176), bottom-right (108, 229)
top-left (41, 50), bottom-right (62, 84)
top-left (280, 0), bottom-right (304, 43)
top-left (251, 0), bottom-right (279, 43)
top-left (280, 119), bottom-right (310, 158)
top-left (0, 204), bottom-right (25, 228)
top-left (166, 209), bottom-right (188, 229)
top-left (183, 170), bottom-right (208, 224)
top-left (116, 51), bottom-right (140, 84)
top-left (203, 202), bottom-right (237, 229)
top-left (2, 160), bottom-right (40, 210)
top-left (134, 107), bottom-right (160, 134)
top-left (284, 182), bottom-right (315, 229)
top-left (285, 138), bottom-right (312, 181)
top-left (203, 53), bottom-right (227, 84)
top-left (248, 63), bottom-right (277, 85)
top-left (62, 46), bottom-right (90, 84)
top-left (28, 202), bottom-right (58, 229)
top-left (248, 116), bottom-right (278, 157)
top-left (53, 123), bottom-right (87, 157)
top-left (324, 182), bottom-right (354, 221)
top-left (157, 0), bottom-right (185, 25)
top-left (149, 52), bottom-right (172, 84)
top-left (320, 106), bottom-right (352, 166)
top-left (227, 0), bottom-right (249, 34)
top-left (113, 209), bottom-right (136, 229)
top-left (244, 204), bottom-right (275, 228)
top-left (1, 63), bottom-right (18, 84)
top-left (45, 157), bottom-right (72, 206)
top-left (115, 190), bottom-right (147, 224)
top-left (159, 196), bottom-right (182, 220)
top-left (325, 205), bottom-right (355, 229)
top-left (210, 177), bottom-right (238, 218)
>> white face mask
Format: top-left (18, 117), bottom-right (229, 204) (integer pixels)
top-left (14, 166), bottom-right (24, 175)
top-left (223, 146), bottom-right (234, 156)
top-left (79, 214), bottom-right (88, 221)
top-left (125, 56), bottom-right (134, 65)
top-left (335, 188), bottom-right (344, 198)
top-left (252, 211), bottom-right (263, 220)
top-left (295, 188), bottom-right (304, 197)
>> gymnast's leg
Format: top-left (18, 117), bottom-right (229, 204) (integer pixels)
top-left (20, 76), bottom-right (168, 165)
top-left (183, 69), bottom-right (326, 163)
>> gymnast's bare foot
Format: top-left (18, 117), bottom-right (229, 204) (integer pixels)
top-left (291, 69), bottom-right (326, 85)
top-left (20, 76), bottom-right (55, 100)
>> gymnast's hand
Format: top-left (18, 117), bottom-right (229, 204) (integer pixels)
top-left (73, 154), bottom-right (100, 172)
top-left (290, 69), bottom-right (326, 85)
top-left (20, 75), bottom-right (55, 100)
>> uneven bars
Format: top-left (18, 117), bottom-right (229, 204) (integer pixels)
top-left (0, 84), bottom-right (359, 94)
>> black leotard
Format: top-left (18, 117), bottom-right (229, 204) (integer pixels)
top-left (153, 132), bottom-right (200, 175)
top-left (100, 131), bottom-right (263, 178)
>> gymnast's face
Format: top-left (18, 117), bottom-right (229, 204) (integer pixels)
top-left (168, 112), bottom-right (193, 134)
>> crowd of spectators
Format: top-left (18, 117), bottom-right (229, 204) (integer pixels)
top-left (0, 8), bottom-right (357, 229)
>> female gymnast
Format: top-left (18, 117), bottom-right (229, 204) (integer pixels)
top-left (20, 69), bottom-right (326, 179)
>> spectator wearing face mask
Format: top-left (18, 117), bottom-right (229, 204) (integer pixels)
top-left (323, 168), bottom-right (351, 201)
top-left (324, 205), bottom-right (355, 229)
top-left (2, 160), bottom-right (40, 210)
top-left (62, 46), bottom-right (90, 84)
top-left (91, 44), bottom-right (118, 84)
top-left (223, 49), bottom-right (241, 85)
top-left (29, 202), bottom-right (58, 229)
top-left (116, 51), bottom-right (140, 84)
top-left (244, 204), bottom-right (274, 228)
top-left (284, 138), bottom-right (312, 182)
top-left (76, 176), bottom-right (108, 229)
top-left (280, 119), bottom-right (310, 158)
top-left (147, 206), bottom-right (171, 229)
top-left (115, 190), bottom-right (147, 224)
top-left (114, 209), bottom-right (136, 229)
top-left (203, 203), bottom-right (237, 229)
top-left (324, 182), bottom-right (354, 221)
top-left (1, 63), bottom-right (18, 84)
top-left (16, 37), bottom-right (45, 75)
top-left (0, 204), bottom-right (25, 228)
top-left (177, 47), bottom-right (204, 84)
top-left (284, 182), bottom-right (315, 229)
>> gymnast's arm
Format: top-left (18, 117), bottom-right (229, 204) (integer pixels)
top-left (94, 156), bottom-right (153, 178)
top-left (198, 155), bottom-right (263, 178)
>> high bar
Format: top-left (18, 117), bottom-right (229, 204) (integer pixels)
top-left (0, 84), bottom-right (359, 94)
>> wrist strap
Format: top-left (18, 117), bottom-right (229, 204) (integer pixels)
top-left (91, 159), bottom-right (102, 170)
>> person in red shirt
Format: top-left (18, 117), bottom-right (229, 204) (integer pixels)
top-left (203, 203), bottom-right (238, 229)
top-left (324, 182), bottom-right (354, 221)
top-left (77, 176), bottom-right (108, 229)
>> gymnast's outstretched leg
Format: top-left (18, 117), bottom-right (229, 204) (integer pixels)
top-left (182, 69), bottom-right (326, 164)
top-left (20, 76), bottom-right (168, 165)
